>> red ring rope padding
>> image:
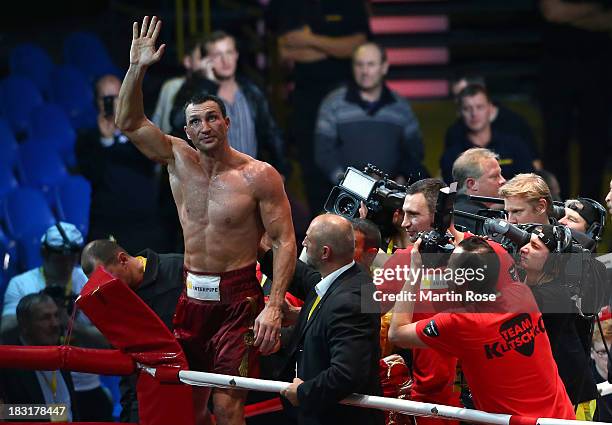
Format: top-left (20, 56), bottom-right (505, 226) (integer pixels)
top-left (509, 416), bottom-right (538, 425)
top-left (243, 397), bottom-right (284, 418)
top-left (0, 346), bottom-right (134, 375)
top-left (76, 267), bottom-right (196, 425)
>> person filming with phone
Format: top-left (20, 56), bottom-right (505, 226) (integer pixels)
top-left (75, 74), bottom-right (168, 254)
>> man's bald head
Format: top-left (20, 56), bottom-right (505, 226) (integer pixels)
top-left (308, 214), bottom-right (355, 264)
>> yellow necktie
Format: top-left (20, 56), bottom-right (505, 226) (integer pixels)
top-left (307, 295), bottom-right (321, 321)
top-left (136, 256), bottom-right (147, 272)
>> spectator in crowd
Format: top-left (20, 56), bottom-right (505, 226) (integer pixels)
top-left (499, 173), bottom-right (553, 225)
top-left (538, 0), bottom-right (612, 199)
top-left (152, 35), bottom-right (206, 133)
top-left (518, 224), bottom-right (599, 408)
top-left (589, 319), bottom-right (612, 421)
top-left (452, 148), bottom-right (506, 234)
top-left (389, 236), bottom-right (576, 418)
top-left (1, 223), bottom-right (112, 422)
top-left (0, 293), bottom-right (77, 422)
top-left (440, 84), bottom-right (533, 184)
top-left (75, 74), bottom-right (167, 254)
top-left (314, 42), bottom-right (425, 192)
top-left (279, 214), bottom-right (383, 425)
top-left (448, 74), bottom-right (541, 169)
top-left (267, 0), bottom-right (370, 217)
top-left (80, 239), bottom-right (184, 423)
top-left (168, 30), bottom-right (287, 174)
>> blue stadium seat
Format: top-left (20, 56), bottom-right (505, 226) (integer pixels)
top-left (17, 229), bottom-right (45, 271)
top-left (63, 31), bottom-right (119, 82)
top-left (0, 76), bottom-right (44, 137)
top-left (18, 142), bottom-right (69, 193)
top-left (99, 375), bottom-right (122, 421)
top-left (0, 167), bottom-right (19, 213)
top-left (2, 187), bottom-right (55, 241)
top-left (54, 175), bottom-right (91, 237)
top-left (49, 65), bottom-right (97, 130)
top-left (0, 118), bottom-right (19, 171)
top-left (29, 103), bottom-right (77, 166)
top-left (9, 42), bottom-right (54, 97)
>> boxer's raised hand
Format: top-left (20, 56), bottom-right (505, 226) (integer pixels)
top-left (130, 16), bottom-right (165, 67)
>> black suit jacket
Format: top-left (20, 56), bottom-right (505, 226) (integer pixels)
top-left (285, 263), bottom-right (384, 425)
top-left (0, 332), bottom-right (77, 422)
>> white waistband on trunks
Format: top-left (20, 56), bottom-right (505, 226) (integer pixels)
top-left (186, 272), bottom-right (221, 301)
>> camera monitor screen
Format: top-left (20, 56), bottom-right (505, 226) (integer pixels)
top-left (341, 168), bottom-right (376, 199)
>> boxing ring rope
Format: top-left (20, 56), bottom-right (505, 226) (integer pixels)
top-left (143, 367), bottom-right (607, 425)
top-left (3, 269), bottom-right (604, 425)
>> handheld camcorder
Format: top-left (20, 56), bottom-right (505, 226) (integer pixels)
top-left (453, 210), bottom-right (585, 255)
top-left (324, 164), bottom-right (407, 240)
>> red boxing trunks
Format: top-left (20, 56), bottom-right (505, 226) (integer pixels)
top-left (173, 263), bottom-right (264, 378)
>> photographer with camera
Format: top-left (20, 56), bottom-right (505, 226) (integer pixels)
top-left (498, 173), bottom-right (557, 225)
top-left (75, 74), bottom-right (168, 254)
top-left (1, 222), bottom-right (112, 422)
top-left (498, 172), bottom-right (559, 225)
top-left (379, 178), bottom-right (464, 425)
top-left (388, 236), bottom-right (576, 418)
top-left (518, 224), bottom-right (600, 410)
top-left (451, 148), bottom-right (506, 234)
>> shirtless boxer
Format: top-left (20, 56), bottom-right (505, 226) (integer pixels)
top-left (116, 16), bottom-right (296, 425)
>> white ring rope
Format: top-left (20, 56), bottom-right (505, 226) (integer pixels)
top-left (173, 369), bottom-right (606, 425)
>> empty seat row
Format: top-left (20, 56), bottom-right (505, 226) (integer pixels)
top-left (9, 32), bottom-right (120, 92)
top-left (0, 70), bottom-right (97, 134)
top-left (1, 177), bottom-right (91, 274)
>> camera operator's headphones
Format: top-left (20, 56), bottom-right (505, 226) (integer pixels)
top-left (524, 223), bottom-right (574, 253)
top-left (575, 198), bottom-right (606, 242)
top-left (41, 222), bottom-right (83, 255)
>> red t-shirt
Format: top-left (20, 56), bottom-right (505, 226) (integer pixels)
top-left (382, 246), bottom-right (460, 411)
top-left (415, 286), bottom-right (575, 418)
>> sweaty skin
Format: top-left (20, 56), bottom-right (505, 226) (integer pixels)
top-left (115, 16), bottom-right (296, 356)
top-left (171, 102), bottom-right (277, 272)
